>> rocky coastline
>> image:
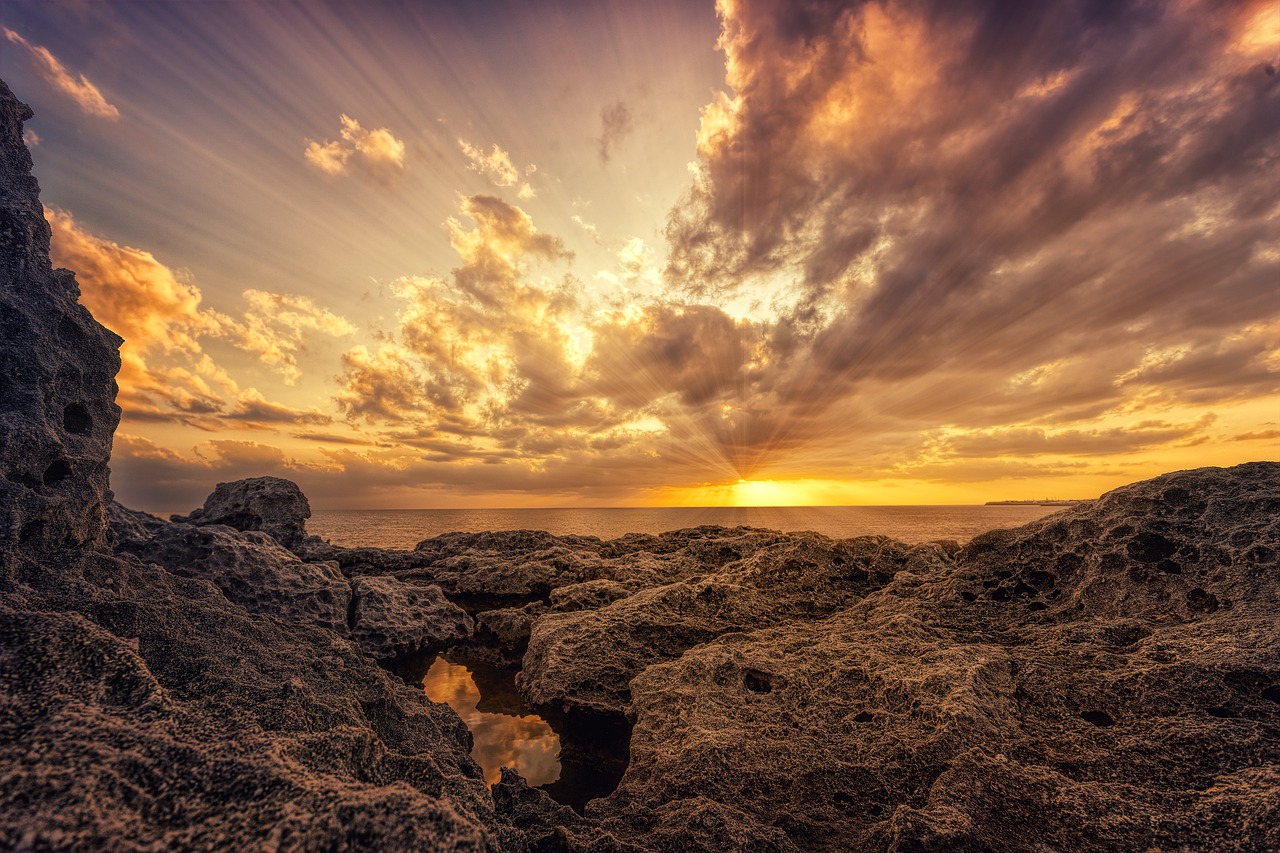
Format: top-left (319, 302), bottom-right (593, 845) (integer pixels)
top-left (2, 78), bottom-right (1277, 851)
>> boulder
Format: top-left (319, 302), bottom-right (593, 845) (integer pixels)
top-left (0, 80), bottom-right (121, 568)
top-left (175, 476), bottom-right (311, 547)
top-left (519, 535), bottom-right (946, 715)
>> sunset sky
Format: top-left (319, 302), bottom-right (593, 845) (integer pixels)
top-left (3, 0), bottom-right (1277, 512)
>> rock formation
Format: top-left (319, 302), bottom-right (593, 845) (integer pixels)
top-left (0, 79), bottom-right (121, 568)
top-left (174, 475), bottom-right (312, 547)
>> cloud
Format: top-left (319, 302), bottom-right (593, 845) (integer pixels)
top-left (458, 138), bottom-right (536, 198)
top-left (305, 115), bottom-right (405, 177)
top-left (598, 99), bottom-right (633, 164)
top-left (236, 290), bottom-right (356, 385)
top-left (48, 207), bottom-right (354, 427)
top-left (650, 0), bottom-right (1280, 477)
top-left (2, 27), bottom-right (120, 119)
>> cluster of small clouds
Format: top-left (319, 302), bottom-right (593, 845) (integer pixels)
top-left (3, 27), bottom-right (120, 119)
top-left (48, 207), bottom-right (350, 430)
top-left (458, 139), bottom-right (536, 198)
top-left (304, 114), bottom-right (406, 177)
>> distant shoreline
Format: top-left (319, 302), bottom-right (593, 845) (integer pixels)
top-left (984, 499), bottom-right (1090, 506)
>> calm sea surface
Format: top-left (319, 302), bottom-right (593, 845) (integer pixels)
top-left (309, 504), bottom-right (1067, 549)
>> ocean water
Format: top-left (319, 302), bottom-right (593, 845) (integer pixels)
top-left (309, 504), bottom-right (1066, 549)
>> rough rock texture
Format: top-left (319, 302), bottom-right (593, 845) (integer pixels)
top-left (0, 80), bottom-right (121, 565)
top-left (519, 535), bottom-right (937, 714)
top-left (106, 499), bottom-right (166, 552)
top-left (139, 522), bottom-right (352, 634)
top-left (175, 476), bottom-right (311, 547)
top-left (350, 575), bottom-right (474, 659)
top-left (581, 463), bottom-right (1280, 852)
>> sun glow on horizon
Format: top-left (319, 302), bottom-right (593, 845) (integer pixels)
top-left (8, 0), bottom-right (1275, 513)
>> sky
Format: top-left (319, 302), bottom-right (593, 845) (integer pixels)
top-left (1, 0), bottom-right (1277, 512)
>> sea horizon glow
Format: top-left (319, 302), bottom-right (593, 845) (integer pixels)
top-left (2, 0), bottom-right (1276, 513)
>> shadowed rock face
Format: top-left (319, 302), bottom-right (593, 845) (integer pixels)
top-left (0, 80), bottom-right (121, 567)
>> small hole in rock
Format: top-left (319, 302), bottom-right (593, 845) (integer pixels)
top-left (833, 792), bottom-right (854, 808)
top-left (743, 670), bottom-right (773, 694)
top-left (63, 403), bottom-right (93, 435)
top-left (43, 460), bottom-right (72, 485)
top-left (868, 804), bottom-right (884, 816)
top-left (1260, 685), bottom-right (1280, 704)
top-left (1205, 707), bottom-right (1233, 718)
top-left (960, 591), bottom-right (975, 602)
top-left (19, 520), bottom-right (44, 544)
top-left (1156, 559), bottom-right (1182, 574)
top-left (1186, 588), bottom-right (1219, 614)
top-left (1079, 710), bottom-right (1114, 727)
top-left (1028, 602), bottom-right (1047, 611)
top-left (854, 712), bottom-right (874, 723)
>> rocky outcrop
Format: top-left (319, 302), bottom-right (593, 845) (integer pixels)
top-left (106, 499), bottom-right (167, 552)
top-left (174, 476), bottom-right (311, 547)
top-left (519, 535), bottom-right (943, 715)
top-left (139, 522), bottom-right (352, 634)
top-left (350, 576), bottom-right (474, 659)
top-left (0, 79), bottom-right (121, 567)
top-left (581, 463), bottom-right (1280, 852)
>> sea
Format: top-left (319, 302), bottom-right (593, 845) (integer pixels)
top-left (309, 504), bottom-right (1067, 549)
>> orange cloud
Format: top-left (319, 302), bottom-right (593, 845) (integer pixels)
top-left (48, 207), bottom-right (353, 427)
top-left (305, 115), bottom-right (405, 177)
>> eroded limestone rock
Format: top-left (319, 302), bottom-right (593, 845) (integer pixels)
top-left (350, 575), bottom-right (473, 659)
top-left (0, 80), bottom-right (121, 567)
top-left (139, 522), bottom-right (351, 633)
top-left (175, 476), bottom-right (311, 547)
top-left (585, 463), bottom-right (1280, 852)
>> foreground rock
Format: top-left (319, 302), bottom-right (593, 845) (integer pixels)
top-left (351, 575), bottom-right (474, 659)
top-left (139, 522), bottom-right (352, 634)
top-left (584, 463), bottom-right (1280, 852)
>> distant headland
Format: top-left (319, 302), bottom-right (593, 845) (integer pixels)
top-left (985, 499), bottom-right (1091, 506)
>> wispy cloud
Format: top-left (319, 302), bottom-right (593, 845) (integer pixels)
top-left (598, 99), bottom-right (632, 164)
top-left (458, 138), bottom-right (536, 198)
top-left (2, 27), bottom-right (120, 119)
top-left (48, 206), bottom-right (353, 426)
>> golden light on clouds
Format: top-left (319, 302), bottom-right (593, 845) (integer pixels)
top-left (16, 0), bottom-right (1278, 511)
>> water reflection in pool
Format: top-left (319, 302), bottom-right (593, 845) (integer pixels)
top-left (420, 656), bottom-right (560, 786)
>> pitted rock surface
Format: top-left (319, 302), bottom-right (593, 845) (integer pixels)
top-left (175, 476), bottom-right (312, 547)
top-left (582, 463), bottom-right (1280, 852)
top-left (139, 522), bottom-right (352, 634)
top-left (0, 80), bottom-right (121, 567)
top-left (350, 575), bottom-right (474, 659)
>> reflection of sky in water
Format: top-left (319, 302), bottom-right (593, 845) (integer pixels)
top-left (421, 657), bottom-right (560, 786)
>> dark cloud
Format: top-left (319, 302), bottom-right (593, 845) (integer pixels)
top-left (598, 99), bottom-right (634, 164)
